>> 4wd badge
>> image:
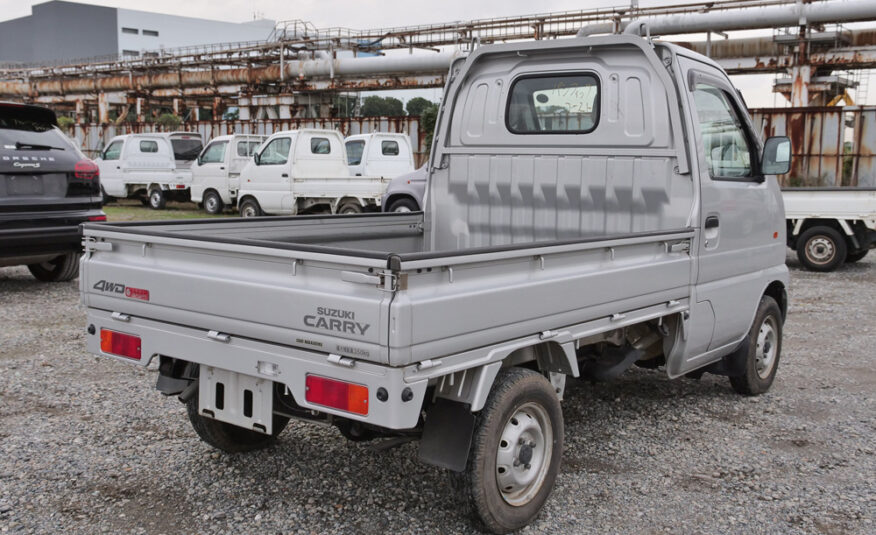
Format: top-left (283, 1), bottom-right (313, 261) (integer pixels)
top-left (93, 280), bottom-right (150, 301)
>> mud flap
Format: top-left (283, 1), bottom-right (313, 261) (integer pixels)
top-left (418, 398), bottom-right (475, 472)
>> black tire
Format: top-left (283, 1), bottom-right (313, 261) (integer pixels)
top-left (337, 201), bottom-right (363, 214)
top-left (335, 420), bottom-right (377, 442)
top-left (27, 252), bottom-right (80, 282)
top-left (387, 197), bottom-right (419, 213)
top-left (203, 190), bottom-right (224, 215)
top-left (796, 226), bottom-right (847, 272)
top-left (239, 198), bottom-right (262, 218)
top-left (450, 368), bottom-right (563, 534)
top-left (99, 186), bottom-right (115, 205)
top-left (845, 249), bottom-right (869, 263)
top-left (729, 296), bottom-right (783, 396)
top-left (185, 393), bottom-right (289, 453)
top-left (148, 187), bottom-right (166, 210)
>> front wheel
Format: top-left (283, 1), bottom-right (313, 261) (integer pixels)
top-left (185, 394), bottom-right (288, 453)
top-left (387, 197), bottom-right (419, 213)
top-left (796, 226), bottom-right (846, 272)
top-left (239, 198), bottom-right (262, 218)
top-left (451, 368), bottom-right (563, 534)
top-left (203, 191), bottom-right (224, 215)
top-left (27, 252), bottom-right (80, 282)
top-left (729, 296), bottom-right (783, 396)
top-left (148, 188), bottom-right (166, 210)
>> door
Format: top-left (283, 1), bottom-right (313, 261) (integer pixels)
top-left (680, 58), bottom-right (785, 352)
top-left (230, 137), bottom-right (262, 195)
top-left (246, 136), bottom-right (292, 214)
top-left (345, 138), bottom-right (366, 176)
top-left (97, 139), bottom-right (125, 196)
top-left (192, 139), bottom-right (228, 202)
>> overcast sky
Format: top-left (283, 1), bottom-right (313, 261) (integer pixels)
top-left (0, 1), bottom-right (870, 106)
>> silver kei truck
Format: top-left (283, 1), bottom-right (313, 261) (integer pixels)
top-left (79, 34), bottom-right (791, 533)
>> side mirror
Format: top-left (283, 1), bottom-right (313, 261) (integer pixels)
top-left (762, 136), bottom-right (791, 175)
top-left (253, 152), bottom-right (261, 165)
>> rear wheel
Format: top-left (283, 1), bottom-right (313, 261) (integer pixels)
top-left (729, 296), bottom-right (783, 396)
top-left (239, 198), bottom-right (262, 218)
top-left (451, 368), bottom-right (563, 534)
top-left (337, 201), bottom-right (363, 214)
top-left (27, 252), bottom-right (80, 282)
top-left (203, 191), bottom-right (224, 215)
top-left (845, 249), bottom-right (869, 263)
top-left (796, 225), bottom-right (846, 272)
top-left (148, 187), bottom-right (166, 210)
top-left (185, 394), bottom-right (288, 453)
top-left (387, 197), bottom-right (419, 213)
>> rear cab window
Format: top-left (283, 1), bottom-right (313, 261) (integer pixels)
top-left (170, 136), bottom-right (203, 161)
top-left (236, 140), bottom-right (261, 157)
top-left (506, 73), bottom-right (600, 134)
top-left (311, 137), bottom-right (331, 155)
top-left (381, 140), bottom-right (400, 156)
top-left (139, 140), bottom-right (158, 153)
top-left (345, 140), bottom-right (365, 165)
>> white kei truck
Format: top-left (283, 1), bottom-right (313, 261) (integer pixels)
top-left (235, 128), bottom-right (391, 217)
top-left (189, 134), bottom-right (266, 215)
top-left (344, 132), bottom-right (416, 178)
top-left (96, 132), bottom-right (204, 209)
top-left (782, 187), bottom-right (876, 271)
top-left (79, 34), bottom-right (792, 533)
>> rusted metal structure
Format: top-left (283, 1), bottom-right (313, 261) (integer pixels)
top-left (751, 106), bottom-right (876, 186)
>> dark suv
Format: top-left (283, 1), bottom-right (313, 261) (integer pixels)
top-left (0, 102), bottom-right (104, 282)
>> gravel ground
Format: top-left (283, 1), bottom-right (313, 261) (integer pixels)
top-left (1, 252), bottom-right (873, 535)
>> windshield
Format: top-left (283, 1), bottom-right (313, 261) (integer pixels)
top-left (345, 140), bottom-right (365, 165)
top-left (0, 106), bottom-right (70, 151)
top-left (171, 138), bottom-right (203, 161)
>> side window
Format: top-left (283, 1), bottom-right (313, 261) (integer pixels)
top-left (506, 73), bottom-right (599, 134)
top-left (103, 140), bottom-right (123, 160)
top-left (237, 140), bottom-right (260, 157)
top-left (381, 140), bottom-right (400, 156)
top-left (139, 140), bottom-right (158, 153)
top-left (258, 137), bottom-right (291, 165)
top-left (345, 140), bottom-right (365, 165)
top-left (311, 137), bottom-right (331, 155)
top-left (692, 82), bottom-right (753, 179)
top-left (199, 141), bottom-right (227, 164)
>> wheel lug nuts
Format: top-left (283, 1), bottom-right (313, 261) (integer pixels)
top-left (518, 438), bottom-right (525, 445)
top-left (529, 441), bottom-right (536, 448)
top-left (525, 463), bottom-right (531, 470)
top-left (513, 460), bottom-right (520, 467)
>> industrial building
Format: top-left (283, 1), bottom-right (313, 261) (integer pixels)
top-left (0, 1), bottom-right (275, 65)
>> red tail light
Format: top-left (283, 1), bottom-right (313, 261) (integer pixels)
top-left (305, 375), bottom-right (368, 415)
top-left (100, 329), bottom-right (141, 360)
top-left (88, 214), bottom-right (107, 221)
top-left (74, 160), bottom-right (99, 180)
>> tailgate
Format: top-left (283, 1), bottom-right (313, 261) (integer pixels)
top-left (80, 228), bottom-right (394, 364)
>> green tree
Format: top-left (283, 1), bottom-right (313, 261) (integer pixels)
top-left (405, 97), bottom-right (434, 117)
top-left (360, 96), bottom-right (404, 117)
top-left (57, 116), bottom-right (75, 132)
top-left (420, 103), bottom-right (440, 151)
top-left (156, 113), bottom-right (182, 130)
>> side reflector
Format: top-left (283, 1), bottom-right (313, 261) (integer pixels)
top-left (99, 329), bottom-right (141, 360)
top-left (305, 375), bottom-right (368, 415)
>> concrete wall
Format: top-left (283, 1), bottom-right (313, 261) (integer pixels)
top-left (0, 15), bottom-right (35, 63)
top-left (116, 9), bottom-right (274, 55)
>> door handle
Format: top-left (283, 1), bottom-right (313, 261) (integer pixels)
top-left (281, 173), bottom-right (289, 178)
top-left (705, 216), bottom-right (720, 229)
top-left (116, 166), bottom-right (121, 169)
top-left (220, 166), bottom-right (225, 170)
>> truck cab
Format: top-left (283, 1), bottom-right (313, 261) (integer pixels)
top-left (236, 128), bottom-right (390, 216)
top-left (96, 131), bottom-right (203, 209)
top-left (344, 132), bottom-right (415, 178)
top-left (190, 134), bottom-right (265, 214)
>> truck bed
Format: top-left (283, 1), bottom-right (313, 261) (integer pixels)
top-left (81, 213), bottom-right (694, 367)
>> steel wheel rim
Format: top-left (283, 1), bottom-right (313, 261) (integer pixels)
top-left (205, 196), bottom-right (218, 212)
top-left (755, 315), bottom-right (778, 379)
top-left (495, 402), bottom-right (553, 507)
top-left (393, 205), bottom-right (412, 213)
top-left (806, 236), bottom-right (835, 265)
top-left (150, 191), bottom-right (161, 207)
top-left (241, 205), bottom-right (256, 218)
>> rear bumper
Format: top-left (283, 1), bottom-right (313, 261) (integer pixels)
top-left (84, 308), bottom-right (428, 430)
top-left (0, 209), bottom-right (103, 258)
